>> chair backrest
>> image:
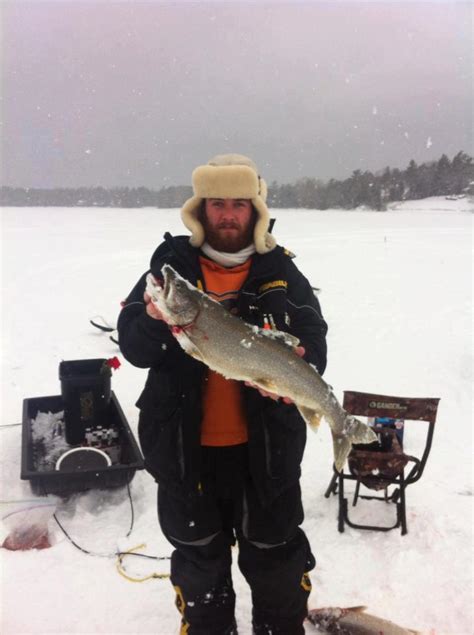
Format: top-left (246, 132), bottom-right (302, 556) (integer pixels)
top-left (343, 391), bottom-right (440, 484)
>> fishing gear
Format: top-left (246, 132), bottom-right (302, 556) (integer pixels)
top-left (89, 315), bottom-right (119, 344)
top-left (49, 482), bottom-right (170, 580)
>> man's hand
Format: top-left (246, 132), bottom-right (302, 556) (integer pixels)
top-left (244, 346), bottom-right (305, 404)
top-left (144, 291), bottom-right (166, 321)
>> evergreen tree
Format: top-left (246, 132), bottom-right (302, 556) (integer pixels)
top-left (1, 151), bottom-right (472, 209)
top-left (405, 159), bottom-right (420, 199)
top-left (433, 154), bottom-right (452, 195)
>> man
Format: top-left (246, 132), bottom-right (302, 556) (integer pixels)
top-left (118, 154), bottom-right (328, 635)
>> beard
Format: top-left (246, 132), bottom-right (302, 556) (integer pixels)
top-left (200, 210), bottom-right (256, 253)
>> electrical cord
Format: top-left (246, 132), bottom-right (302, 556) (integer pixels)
top-left (52, 480), bottom-right (135, 557)
top-left (51, 481), bottom-right (170, 579)
top-left (116, 543), bottom-right (170, 582)
top-left (125, 480), bottom-right (134, 538)
top-left (4, 438), bottom-right (170, 577)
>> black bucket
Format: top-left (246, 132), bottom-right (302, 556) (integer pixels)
top-left (59, 359), bottom-right (111, 445)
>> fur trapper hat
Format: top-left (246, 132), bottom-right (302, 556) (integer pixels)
top-left (181, 153), bottom-right (276, 254)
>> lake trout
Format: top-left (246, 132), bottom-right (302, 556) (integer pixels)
top-left (307, 606), bottom-right (421, 635)
top-left (146, 265), bottom-right (377, 471)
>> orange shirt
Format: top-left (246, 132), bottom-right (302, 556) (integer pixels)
top-left (199, 256), bottom-right (251, 446)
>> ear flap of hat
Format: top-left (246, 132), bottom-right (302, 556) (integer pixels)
top-left (258, 177), bottom-right (268, 203)
top-left (252, 194), bottom-right (276, 254)
top-left (181, 195), bottom-right (205, 248)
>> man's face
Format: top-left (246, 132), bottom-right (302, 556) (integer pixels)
top-left (201, 198), bottom-right (255, 252)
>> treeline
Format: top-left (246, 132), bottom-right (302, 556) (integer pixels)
top-left (1, 151), bottom-right (472, 210)
top-left (0, 184), bottom-right (193, 208)
top-left (268, 151), bottom-right (473, 210)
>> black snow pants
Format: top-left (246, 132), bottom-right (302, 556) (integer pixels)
top-left (157, 444), bottom-right (316, 635)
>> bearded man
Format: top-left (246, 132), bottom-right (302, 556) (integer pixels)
top-left (118, 154), bottom-right (328, 635)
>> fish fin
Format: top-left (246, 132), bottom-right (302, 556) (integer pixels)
top-left (174, 331), bottom-right (205, 363)
top-left (298, 406), bottom-right (323, 432)
top-left (255, 378), bottom-right (278, 392)
top-left (189, 349), bottom-right (205, 363)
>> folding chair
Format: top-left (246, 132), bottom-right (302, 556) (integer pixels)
top-left (325, 391), bottom-right (440, 535)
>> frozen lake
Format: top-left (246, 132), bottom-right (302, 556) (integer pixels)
top-left (1, 198), bottom-right (472, 634)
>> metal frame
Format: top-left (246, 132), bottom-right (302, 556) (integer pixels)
top-left (325, 391), bottom-right (439, 535)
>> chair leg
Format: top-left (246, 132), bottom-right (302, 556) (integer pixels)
top-left (338, 473), bottom-right (345, 533)
top-left (352, 479), bottom-right (361, 507)
top-left (324, 471), bottom-right (338, 498)
top-left (329, 469), bottom-right (409, 534)
top-left (399, 484), bottom-right (408, 535)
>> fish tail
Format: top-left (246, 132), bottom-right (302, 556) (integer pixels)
top-left (332, 416), bottom-right (378, 472)
top-left (345, 415), bottom-right (378, 445)
top-left (331, 432), bottom-right (353, 473)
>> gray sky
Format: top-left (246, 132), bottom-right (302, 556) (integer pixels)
top-left (1, 1), bottom-right (472, 188)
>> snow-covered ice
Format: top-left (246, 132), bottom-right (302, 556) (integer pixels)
top-left (0, 197), bottom-right (472, 634)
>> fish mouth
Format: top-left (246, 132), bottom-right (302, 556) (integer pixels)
top-left (163, 273), bottom-right (170, 299)
top-left (161, 264), bottom-right (178, 301)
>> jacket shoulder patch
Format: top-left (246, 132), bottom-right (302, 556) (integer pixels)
top-left (258, 280), bottom-right (288, 294)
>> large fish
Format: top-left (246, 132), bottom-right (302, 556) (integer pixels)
top-left (146, 265), bottom-right (377, 471)
top-left (307, 606), bottom-right (421, 634)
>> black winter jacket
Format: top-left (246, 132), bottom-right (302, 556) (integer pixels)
top-left (118, 234), bottom-right (328, 504)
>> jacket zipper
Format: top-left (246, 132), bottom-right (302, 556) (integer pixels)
top-left (176, 408), bottom-right (185, 481)
top-left (262, 415), bottom-right (274, 478)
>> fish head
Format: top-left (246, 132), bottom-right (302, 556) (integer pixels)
top-left (307, 607), bottom-right (369, 631)
top-left (158, 264), bottom-right (202, 325)
top-left (307, 607), bottom-right (344, 630)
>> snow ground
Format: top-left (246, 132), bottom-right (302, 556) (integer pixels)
top-left (1, 198), bottom-right (472, 634)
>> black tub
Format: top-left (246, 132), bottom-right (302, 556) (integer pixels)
top-left (21, 392), bottom-right (144, 496)
top-left (59, 358), bottom-right (111, 445)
